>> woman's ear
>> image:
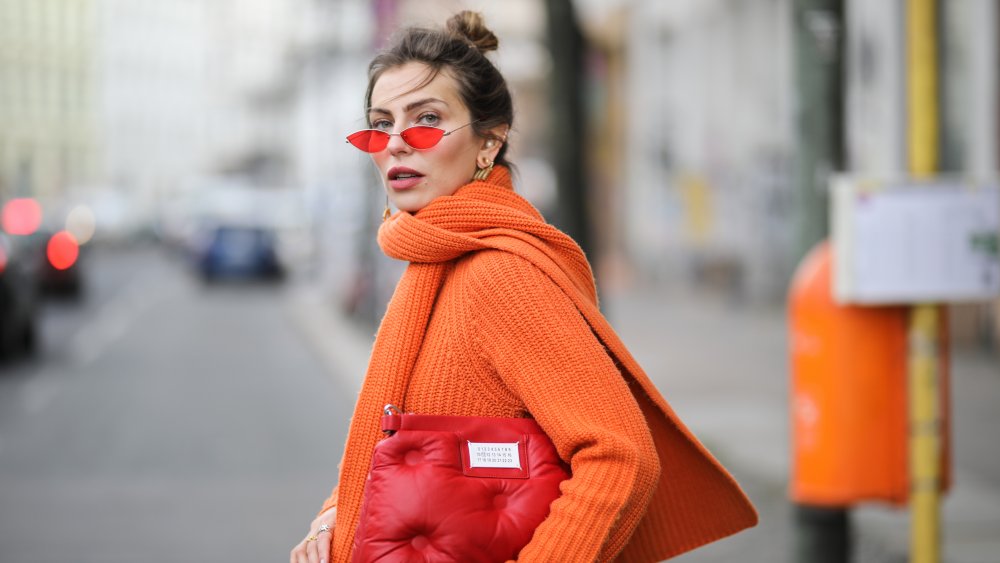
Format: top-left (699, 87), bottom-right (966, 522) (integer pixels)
top-left (478, 126), bottom-right (509, 162)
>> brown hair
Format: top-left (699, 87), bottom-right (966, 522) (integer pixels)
top-left (365, 11), bottom-right (514, 168)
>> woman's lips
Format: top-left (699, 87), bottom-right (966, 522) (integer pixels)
top-left (387, 167), bottom-right (424, 190)
top-left (389, 176), bottom-right (423, 190)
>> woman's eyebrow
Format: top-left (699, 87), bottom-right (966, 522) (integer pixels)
top-left (403, 97), bottom-right (448, 112)
top-left (368, 97), bottom-right (449, 116)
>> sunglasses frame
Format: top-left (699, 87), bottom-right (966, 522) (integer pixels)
top-left (345, 121), bottom-right (476, 153)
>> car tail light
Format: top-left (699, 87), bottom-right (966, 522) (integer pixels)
top-left (47, 231), bottom-right (79, 270)
top-left (2, 198), bottom-right (43, 236)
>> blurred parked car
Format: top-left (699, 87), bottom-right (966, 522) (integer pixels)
top-left (194, 224), bottom-right (283, 282)
top-left (23, 229), bottom-right (85, 298)
top-left (0, 234), bottom-right (39, 360)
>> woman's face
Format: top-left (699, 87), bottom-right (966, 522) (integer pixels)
top-left (367, 62), bottom-right (495, 213)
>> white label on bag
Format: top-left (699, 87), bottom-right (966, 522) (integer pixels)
top-left (467, 441), bottom-right (521, 469)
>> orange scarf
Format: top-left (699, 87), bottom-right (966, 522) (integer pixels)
top-left (331, 166), bottom-right (755, 560)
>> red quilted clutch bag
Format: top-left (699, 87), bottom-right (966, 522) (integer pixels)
top-left (351, 406), bottom-right (571, 562)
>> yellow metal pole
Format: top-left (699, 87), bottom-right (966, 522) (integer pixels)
top-left (908, 0), bottom-right (939, 176)
top-left (908, 305), bottom-right (940, 563)
top-left (907, 0), bottom-right (941, 562)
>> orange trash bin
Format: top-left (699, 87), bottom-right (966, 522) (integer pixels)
top-left (788, 241), bottom-right (950, 507)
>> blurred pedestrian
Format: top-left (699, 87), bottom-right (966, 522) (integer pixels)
top-left (291, 11), bottom-right (756, 563)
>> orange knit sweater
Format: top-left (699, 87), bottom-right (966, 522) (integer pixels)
top-left (322, 166), bottom-right (756, 562)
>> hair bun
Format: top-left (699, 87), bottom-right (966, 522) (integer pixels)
top-left (446, 11), bottom-right (499, 53)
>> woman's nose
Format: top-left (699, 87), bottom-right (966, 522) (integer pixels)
top-left (386, 131), bottom-right (411, 155)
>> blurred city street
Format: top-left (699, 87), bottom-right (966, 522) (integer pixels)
top-left (0, 245), bottom-right (352, 563)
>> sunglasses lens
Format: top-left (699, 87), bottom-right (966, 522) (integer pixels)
top-left (400, 126), bottom-right (445, 149)
top-left (347, 130), bottom-right (389, 153)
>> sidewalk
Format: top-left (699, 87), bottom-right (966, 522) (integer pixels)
top-left (288, 280), bottom-right (1000, 562)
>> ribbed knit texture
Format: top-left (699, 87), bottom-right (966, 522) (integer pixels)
top-left (323, 166), bottom-right (757, 562)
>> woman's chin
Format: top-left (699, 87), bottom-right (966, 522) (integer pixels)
top-left (388, 194), bottom-right (428, 214)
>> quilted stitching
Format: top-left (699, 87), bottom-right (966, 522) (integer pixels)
top-left (352, 418), bottom-right (569, 562)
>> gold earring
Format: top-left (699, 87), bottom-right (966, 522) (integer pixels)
top-left (382, 194), bottom-right (391, 221)
top-left (473, 160), bottom-right (494, 181)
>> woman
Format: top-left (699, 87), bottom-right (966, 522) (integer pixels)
top-left (291, 11), bottom-right (756, 563)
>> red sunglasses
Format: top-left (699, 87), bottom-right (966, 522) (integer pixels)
top-left (345, 122), bottom-right (475, 153)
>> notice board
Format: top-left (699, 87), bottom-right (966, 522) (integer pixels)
top-left (832, 177), bottom-right (1000, 305)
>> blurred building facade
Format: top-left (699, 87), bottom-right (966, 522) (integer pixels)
top-left (98, 0), bottom-right (300, 196)
top-left (0, 0), bottom-right (99, 203)
top-left (293, 0), bottom-right (379, 319)
top-left (96, 0), bottom-right (211, 212)
top-left (584, 0), bottom-right (998, 347)
top-left (1, 0), bottom-right (302, 233)
top-left (846, 1), bottom-right (998, 178)
top-left (616, 0), bottom-right (796, 302)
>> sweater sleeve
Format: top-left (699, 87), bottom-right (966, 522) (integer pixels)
top-left (462, 251), bottom-right (661, 562)
top-left (318, 485), bottom-right (338, 516)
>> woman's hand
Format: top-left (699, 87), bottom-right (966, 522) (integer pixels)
top-left (290, 507), bottom-right (335, 563)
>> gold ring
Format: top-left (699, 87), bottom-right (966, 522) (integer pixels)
top-left (306, 535), bottom-right (318, 542)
